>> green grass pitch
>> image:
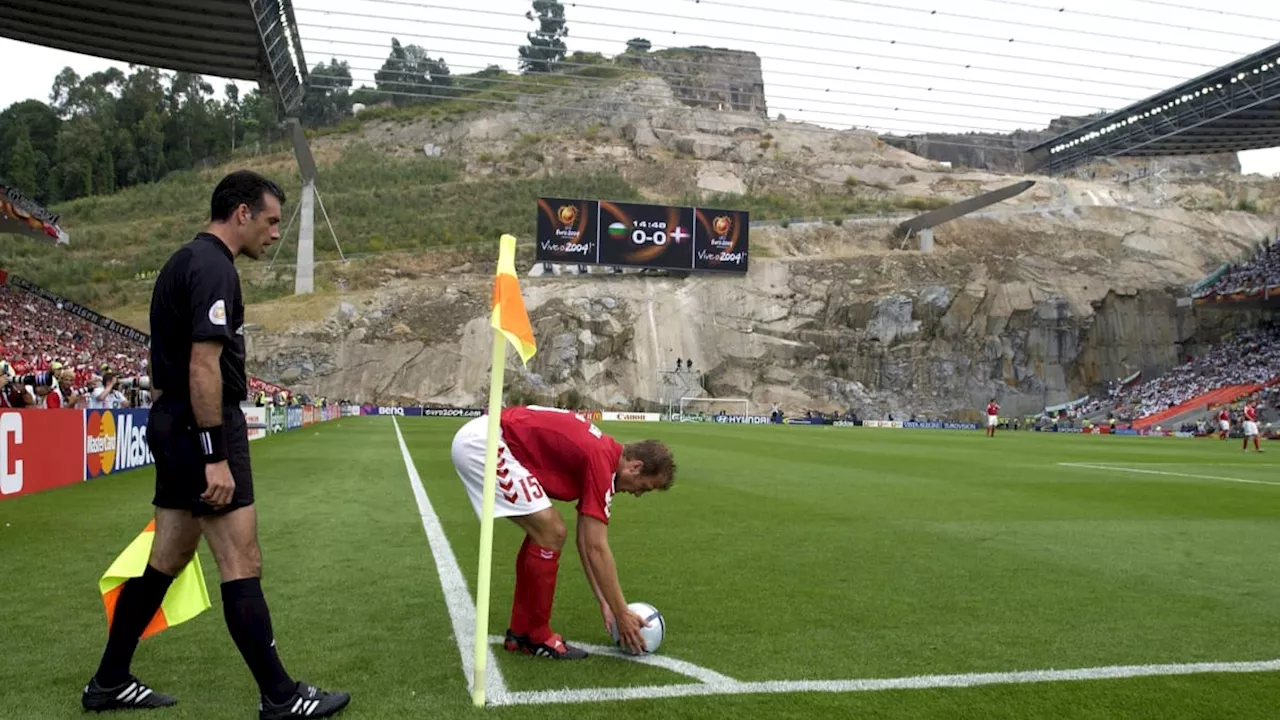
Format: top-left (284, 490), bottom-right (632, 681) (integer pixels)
top-left (2, 418), bottom-right (1279, 718)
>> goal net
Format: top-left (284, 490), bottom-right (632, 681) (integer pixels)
top-left (676, 396), bottom-right (751, 421)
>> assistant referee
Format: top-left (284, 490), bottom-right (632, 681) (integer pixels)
top-left (82, 171), bottom-right (351, 719)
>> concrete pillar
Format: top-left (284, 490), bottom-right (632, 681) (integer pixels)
top-left (919, 227), bottom-right (934, 253)
top-left (288, 118), bottom-right (319, 296)
top-left (295, 179), bottom-right (315, 294)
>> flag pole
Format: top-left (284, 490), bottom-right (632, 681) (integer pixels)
top-left (474, 233), bottom-right (536, 708)
top-left (472, 277), bottom-right (511, 708)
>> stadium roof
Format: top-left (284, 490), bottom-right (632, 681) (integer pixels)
top-left (0, 0), bottom-right (308, 112)
top-left (1026, 41), bottom-right (1280, 174)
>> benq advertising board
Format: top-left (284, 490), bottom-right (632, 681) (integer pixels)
top-left (535, 197), bottom-right (749, 273)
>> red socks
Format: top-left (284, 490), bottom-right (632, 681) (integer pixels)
top-left (510, 536), bottom-right (561, 644)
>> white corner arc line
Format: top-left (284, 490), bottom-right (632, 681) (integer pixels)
top-left (490, 658), bottom-right (1280, 707)
top-left (393, 417), bottom-right (508, 702)
top-left (1058, 462), bottom-right (1280, 487)
top-left (486, 635), bottom-right (737, 685)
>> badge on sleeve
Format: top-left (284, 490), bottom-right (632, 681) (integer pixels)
top-left (209, 299), bottom-right (227, 326)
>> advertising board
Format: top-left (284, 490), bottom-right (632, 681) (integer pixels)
top-left (600, 412), bottom-right (661, 422)
top-left (242, 406), bottom-right (267, 441)
top-left (0, 409), bottom-right (84, 499)
top-left (85, 409), bottom-right (154, 480)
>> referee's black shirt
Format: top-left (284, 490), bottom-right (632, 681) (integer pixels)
top-left (149, 233), bottom-right (247, 409)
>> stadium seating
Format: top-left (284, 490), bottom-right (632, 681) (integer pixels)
top-left (1197, 241), bottom-right (1280, 299)
top-left (1106, 327), bottom-right (1280, 424)
top-left (0, 281), bottom-right (148, 394)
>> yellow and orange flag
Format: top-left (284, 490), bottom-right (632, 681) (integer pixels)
top-left (99, 520), bottom-right (211, 639)
top-left (490, 234), bottom-right (537, 366)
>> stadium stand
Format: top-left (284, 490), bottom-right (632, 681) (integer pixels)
top-left (1195, 240), bottom-right (1280, 300)
top-left (1, 278), bottom-right (148, 406)
top-left (1104, 327), bottom-right (1280, 427)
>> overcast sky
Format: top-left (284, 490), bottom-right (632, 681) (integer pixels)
top-left (3, 0), bottom-right (1280, 174)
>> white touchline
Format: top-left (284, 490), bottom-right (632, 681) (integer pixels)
top-left (486, 635), bottom-right (738, 685)
top-left (392, 417), bottom-right (509, 702)
top-left (490, 658), bottom-right (1280, 706)
top-left (1058, 462), bottom-right (1280, 487)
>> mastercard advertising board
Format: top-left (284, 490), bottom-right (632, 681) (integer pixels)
top-left (85, 409), bottom-right (155, 480)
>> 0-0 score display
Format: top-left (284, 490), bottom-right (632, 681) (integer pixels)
top-left (535, 196), bottom-right (749, 273)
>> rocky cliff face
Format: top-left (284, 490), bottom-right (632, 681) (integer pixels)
top-left (244, 204), bottom-right (1272, 420)
top-left (248, 75), bottom-right (1280, 419)
top-left (883, 114), bottom-right (1242, 176)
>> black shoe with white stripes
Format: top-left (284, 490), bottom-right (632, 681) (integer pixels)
top-left (82, 675), bottom-right (177, 711)
top-left (258, 681), bottom-right (350, 720)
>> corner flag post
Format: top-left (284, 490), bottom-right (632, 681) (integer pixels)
top-left (473, 234), bottom-right (537, 707)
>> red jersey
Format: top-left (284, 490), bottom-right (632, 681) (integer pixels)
top-left (986, 403), bottom-right (999, 416)
top-left (1219, 409), bottom-right (1230, 422)
top-left (1245, 406), bottom-right (1257, 422)
top-left (500, 406), bottom-right (624, 524)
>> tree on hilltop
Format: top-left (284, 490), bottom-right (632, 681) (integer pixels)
top-left (302, 58), bottom-right (354, 127)
top-left (375, 38), bottom-right (453, 107)
top-left (519, 0), bottom-right (568, 74)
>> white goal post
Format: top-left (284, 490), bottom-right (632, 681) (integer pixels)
top-left (677, 396), bottom-right (751, 419)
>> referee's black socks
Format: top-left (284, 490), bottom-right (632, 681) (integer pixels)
top-left (222, 578), bottom-right (297, 704)
top-left (95, 564), bottom-right (175, 687)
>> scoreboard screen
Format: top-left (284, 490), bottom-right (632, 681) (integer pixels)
top-left (535, 197), bottom-right (748, 273)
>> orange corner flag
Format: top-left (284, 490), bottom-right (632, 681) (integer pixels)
top-left (491, 234), bottom-right (537, 366)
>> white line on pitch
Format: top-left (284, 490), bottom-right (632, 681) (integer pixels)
top-left (393, 418), bottom-right (508, 702)
top-left (487, 635), bottom-right (737, 685)
top-left (490, 658), bottom-right (1280, 706)
top-left (1058, 462), bottom-right (1280, 487)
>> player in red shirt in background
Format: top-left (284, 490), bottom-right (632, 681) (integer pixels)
top-left (1242, 401), bottom-right (1263, 453)
top-left (1217, 407), bottom-right (1231, 440)
top-left (985, 399), bottom-right (1000, 437)
top-left (450, 405), bottom-right (676, 659)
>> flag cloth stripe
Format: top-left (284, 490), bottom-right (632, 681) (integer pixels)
top-left (490, 234), bottom-right (537, 366)
top-left (100, 521), bottom-right (210, 639)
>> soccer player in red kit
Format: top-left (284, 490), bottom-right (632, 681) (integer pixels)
top-left (1217, 407), bottom-right (1231, 440)
top-left (450, 405), bottom-right (676, 659)
top-left (1241, 402), bottom-right (1263, 453)
top-left (985, 399), bottom-right (1000, 437)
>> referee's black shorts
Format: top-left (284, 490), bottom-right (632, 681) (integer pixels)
top-left (149, 401), bottom-right (254, 516)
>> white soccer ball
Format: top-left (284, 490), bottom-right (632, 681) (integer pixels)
top-left (611, 601), bottom-right (665, 654)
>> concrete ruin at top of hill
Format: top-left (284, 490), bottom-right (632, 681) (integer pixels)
top-left (635, 48), bottom-right (768, 116)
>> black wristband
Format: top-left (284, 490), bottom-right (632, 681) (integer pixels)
top-left (197, 425), bottom-right (227, 463)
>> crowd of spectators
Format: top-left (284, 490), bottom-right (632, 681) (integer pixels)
top-left (1, 282), bottom-right (150, 409)
top-left (1198, 241), bottom-right (1280, 298)
top-left (1107, 327), bottom-right (1280, 420)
